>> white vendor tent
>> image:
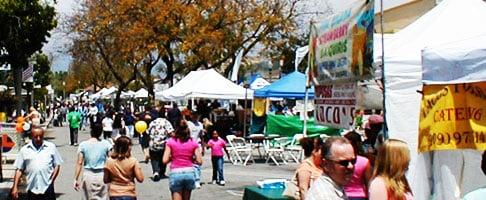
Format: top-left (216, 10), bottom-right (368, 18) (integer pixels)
top-left (121, 90), bottom-right (136, 99)
top-left (134, 88), bottom-right (149, 98)
top-left (90, 88), bottom-right (108, 100)
top-left (155, 69), bottom-right (253, 101)
top-left (382, 0), bottom-right (486, 199)
top-left (420, 34), bottom-right (486, 200)
top-left (102, 86), bottom-right (118, 98)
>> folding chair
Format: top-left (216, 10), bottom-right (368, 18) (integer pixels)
top-left (226, 135), bottom-right (255, 166)
top-left (226, 135), bottom-right (239, 165)
top-left (264, 137), bottom-right (288, 166)
top-left (285, 134), bottom-right (304, 163)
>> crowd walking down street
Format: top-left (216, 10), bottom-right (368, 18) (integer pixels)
top-left (0, 124), bottom-right (296, 200)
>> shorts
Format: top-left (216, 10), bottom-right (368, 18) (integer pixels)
top-left (169, 168), bottom-right (196, 192)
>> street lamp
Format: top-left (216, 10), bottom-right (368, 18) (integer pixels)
top-left (62, 81), bottom-right (65, 100)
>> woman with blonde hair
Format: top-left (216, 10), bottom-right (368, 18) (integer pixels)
top-left (369, 139), bottom-right (413, 200)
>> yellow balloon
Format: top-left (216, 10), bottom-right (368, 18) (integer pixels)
top-left (135, 121), bottom-right (148, 134)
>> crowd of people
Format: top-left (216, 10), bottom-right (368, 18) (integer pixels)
top-left (8, 98), bottom-right (416, 200)
top-left (291, 133), bottom-right (412, 200)
top-left (9, 100), bottom-right (233, 200)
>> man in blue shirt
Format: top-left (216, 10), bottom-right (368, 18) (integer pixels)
top-left (11, 126), bottom-right (63, 199)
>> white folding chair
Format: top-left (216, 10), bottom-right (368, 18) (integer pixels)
top-left (285, 134), bottom-right (304, 163)
top-left (264, 137), bottom-right (288, 166)
top-left (226, 135), bottom-right (239, 165)
top-left (226, 135), bottom-right (254, 166)
top-left (232, 137), bottom-right (255, 166)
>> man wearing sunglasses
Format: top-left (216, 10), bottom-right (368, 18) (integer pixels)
top-left (306, 137), bottom-right (356, 200)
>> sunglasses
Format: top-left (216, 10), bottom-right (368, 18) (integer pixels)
top-left (326, 158), bottom-right (357, 167)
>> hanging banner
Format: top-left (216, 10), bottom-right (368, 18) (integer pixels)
top-left (418, 82), bottom-right (486, 152)
top-left (309, 0), bottom-right (374, 84)
top-left (314, 82), bottom-right (357, 129)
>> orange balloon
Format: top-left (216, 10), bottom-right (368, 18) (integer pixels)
top-left (17, 116), bottom-right (24, 123)
top-left (16, 123), bottom-right (23, 133)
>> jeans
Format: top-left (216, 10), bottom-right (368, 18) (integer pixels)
top-left (126, 125), bottom-right (134, 138)
top-left (193, 164), bottom-right (201, 183)
top-left (211, 156), bottom-right (224, 182)
top-left (69, 127), bottom-right (79, 145)
top-left (169, 169), bottom-right (196, 192)
top-left (149, 149), bottom-right (166, 175)
top-left (27, 183), bottom-right (55, 200)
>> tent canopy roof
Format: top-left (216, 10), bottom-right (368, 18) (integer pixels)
top-left (155, 69), bottom-right (253, 101)
top-left (254, 71), bottom-right (313, 99)
top-left (422, 34), bottom-right (486, 84)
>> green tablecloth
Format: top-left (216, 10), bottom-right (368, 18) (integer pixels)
top-left (265, 114), bottom-right (341, 137)
top-left (242, 186), bottom-right (290, 200)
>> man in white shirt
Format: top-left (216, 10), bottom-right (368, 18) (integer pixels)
top-left (11, 127), bottom-right (63, 199)
top-left (306, 137), bottom-right (356, 200)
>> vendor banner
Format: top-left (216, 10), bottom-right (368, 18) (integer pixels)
top-left (309, 0), bottom-right (374, 85)
top-left (315, 82), bottom-right (357, 129)
top-left (418, 82), bottom-right (486, 152)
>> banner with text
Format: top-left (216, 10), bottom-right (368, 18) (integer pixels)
top-left (309, 0), bottom-right (374, 84)
top-left (418, 82), bottom-right (486, 152)
top-left (315, 82), bottom-right (356, 129)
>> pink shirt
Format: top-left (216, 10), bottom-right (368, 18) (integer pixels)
top-left (207, 137), bottom-right (226, 156)
top-left (166, 137), bottom-right (199, 170)
top-left (344, 155), bottom-right (370, 198)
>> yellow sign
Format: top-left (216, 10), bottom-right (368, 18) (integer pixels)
top-left (418, 82), bottom-right (486, 152)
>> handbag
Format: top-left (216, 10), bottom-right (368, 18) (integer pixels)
top-left (282, 173), bottom-right (300, 200)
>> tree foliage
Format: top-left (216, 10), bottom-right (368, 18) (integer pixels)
top-left (69, 0), bottom-right (301, 106)
top-left (0, 0), bottom-right (56, 114)
top-left (32, 53), bottom-right (52, 87)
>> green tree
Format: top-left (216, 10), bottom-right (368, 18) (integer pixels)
top-left (33, 53), bottom-right (52, 87)
top-left (0, 0), bottom-right (56, 115)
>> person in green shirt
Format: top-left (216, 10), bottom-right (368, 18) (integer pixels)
top-left (67, 106), bottom-right (82, 146)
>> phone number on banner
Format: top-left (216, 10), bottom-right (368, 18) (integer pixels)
top-left (426, 131), bottom-right (486, 147)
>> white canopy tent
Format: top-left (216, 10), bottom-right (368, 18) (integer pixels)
top-left (101, 86), bottom-right (118, 99)
top-left (420, 34), bottom-right (486, 200)
top-left (90, 88), bottom-right (108, 100)
top-left (155, 69), bottom-right (253, 101)
top-left (382, 0), bottom-right (486, 199)
top-left (120, 90), bottom-right (136, 99)
top-left (134, 88), bottom-right (149, 98)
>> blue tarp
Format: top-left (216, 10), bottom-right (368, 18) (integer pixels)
top-left (254, 71), bottom-right (314, 99)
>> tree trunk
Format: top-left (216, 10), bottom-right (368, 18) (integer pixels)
top-left (13, 60), bottom-right (25, 117)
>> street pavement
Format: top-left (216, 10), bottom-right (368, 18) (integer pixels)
top-left (1, 125), bottom-right (297, 200)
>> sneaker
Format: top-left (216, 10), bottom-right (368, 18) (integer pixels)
top-left (218, 180), bottom-right (225, 186)
top-left (153, 172), bottom-right (160, 182)
top-left (211, 180), bottom-right (217, 185)
top-left (195, 182), bottom-right (201, 189)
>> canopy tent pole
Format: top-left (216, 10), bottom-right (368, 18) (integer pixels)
top-left (243, 85), bottom-right (248, 137)
top-left (303, 87), bottom-right (309, 137)
top-left (380, 0), bottom-right (388, 139)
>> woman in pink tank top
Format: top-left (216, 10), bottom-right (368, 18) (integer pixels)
top-left (163, 120), bottom-right (202, 200)
top-left (344, 131), bottom-right (372, 200)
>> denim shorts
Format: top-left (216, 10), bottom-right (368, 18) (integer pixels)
top-left (169, 168), bottom-right (196, 192)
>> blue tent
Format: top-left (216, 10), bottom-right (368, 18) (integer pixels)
top-left (254, 71), bottom-right (314, 99)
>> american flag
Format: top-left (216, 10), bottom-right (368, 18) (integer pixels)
top-left (22, 64), bottom-right (33, 82)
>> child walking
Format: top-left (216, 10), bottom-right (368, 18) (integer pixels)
top-left (104, 136), bottom-right (144, 200)
top-left (206, 129), bottom-right (230, 186)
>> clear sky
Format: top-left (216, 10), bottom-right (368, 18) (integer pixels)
top-left (42, 0), bottom-right (408, 72)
